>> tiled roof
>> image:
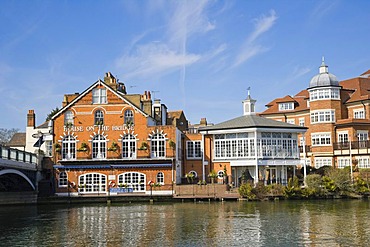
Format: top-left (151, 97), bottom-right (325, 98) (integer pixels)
top-left (199, 114), bottom-right (306, 131)
top-left (167, 110), bottom-right (183, 119)
top-left (261, 70), bottom-right (370, 115)
top-left (37, 121), bottom-right (49, 128)
top-left (340, 77), bottom-right (370, 103)
top-left (275, 95), bottom-right (296, 103)
top-left (7, 132), bottom-right (26, 147)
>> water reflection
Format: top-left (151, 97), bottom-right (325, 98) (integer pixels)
top-left (0, 200), bottom-right (369, 246)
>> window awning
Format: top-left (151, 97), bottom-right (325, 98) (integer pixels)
top-left (54, 163), bottom-right (172, 169)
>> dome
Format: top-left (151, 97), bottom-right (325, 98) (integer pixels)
top-left (308, 58), bottom-right (339, 88)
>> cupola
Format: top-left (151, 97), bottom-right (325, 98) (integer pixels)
top-left (242, 88), bottom-right (256, 116)
top-left (308, 57), bottom-right (339, 89)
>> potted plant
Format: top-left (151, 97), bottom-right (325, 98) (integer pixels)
top-left (208, 170), bottom-right (218, 184)
top-left (77, 142), bottom-right (88, 152)
top-left (95, 120), bottom-right (103, 126)
top-left (125, 120), bottom-right (134, 129)
top-left (169, 140), bottom-right (176, 150)
top-left (139, 142), bottom-right (149, 150)
top-left (54, 143), bottom-right (61, 153)
top-left (108, 141), bottom-right (119, 152)
top-left (185, 172), bottom-right (195, 184)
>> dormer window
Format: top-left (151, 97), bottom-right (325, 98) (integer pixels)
top-left (278, 102), bottom-right (294, 111)
top-left (92, 88), bottom-right (107, 104)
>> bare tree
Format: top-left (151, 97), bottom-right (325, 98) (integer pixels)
top-left (0, 128), bottom-right (20, 145)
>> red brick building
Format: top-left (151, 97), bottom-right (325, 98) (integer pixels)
top-left (260, 59), bottom-right (370, 170)
top-left (52, 73), bottom-right (185, 196)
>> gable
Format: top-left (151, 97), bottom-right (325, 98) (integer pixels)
top-left (52, 80), bottom-right (150, 120)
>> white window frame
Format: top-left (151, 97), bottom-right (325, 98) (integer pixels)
top-left (309, 88), bottom-right (340, 101)
top-left (64, 110), bottom-right (74, 125)
top-left (186, 141), bottom-right (202, 159)
top-left (92, 134), bottom-right (106, 159)
top-left (286, 119), bottom-right (295, 125)
top-left (122, 134), bottom-right (136, 158)
top-left (357, 131), bottom-right (368, 141)
top-left (278, 102), bottom-right (294, 111)
top-left (189, 170), bottom-right (198, 178)
top-left (357, 156), bottom-right (370, 168)
top-left (310, 110), bottom-right (335, 124)
top-left (118, 172), bottom-right (146, 192)
top-left (337, 157), bottom-right (351, 169)
top-left (314, 157), bottom-right (332, 168)
top-left (94, 110), bottom-right (104, 125)
top-left (58, 171), bottom-right (68, 187)
top-left (354, 109), bottom-right (365, 119)
top-left (151, 133), bottom-right (166, 158)
top-left (78, 173), bottom-right (106, 193)
top-left (338, 131), bottom-right (349, 143)
top-left (311, 132), bottom-right (331, 146)
top-left (124, 110), bottom-right (134, 124)
top-left (92, 88), bottom-right (107, 104)
top-left (62, 135), bottom-right (76, 160)
top-left (299, 118), bottom-right (305, 127)
top-left (156, 172), bottom-right (164, 185)
top-left (45, 140), bottom-right (53, 157)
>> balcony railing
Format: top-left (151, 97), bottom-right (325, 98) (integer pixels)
top-left (333, 141), bottom-right (370, 150)
top-left (0, 145), bottom-right (37, 165)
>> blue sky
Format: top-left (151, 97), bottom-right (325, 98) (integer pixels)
top-left (1, 0), bottom-right (370, 130)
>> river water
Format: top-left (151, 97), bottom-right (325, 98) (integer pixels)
top-left (0, 200), bottom-right (369, 246)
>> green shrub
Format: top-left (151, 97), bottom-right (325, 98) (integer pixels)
top-left (266, 183), bottom-right (284, 196)
top-left (324, 168), bottom-right (352, 194)
top-left (238, 182), bottom-right (256, 200)
top-left (283, 176), bottom-right (302, 199)
top-left (304, 174), bottom-right (325, 197)
top-left (354, 177), bottom-right (370, 194)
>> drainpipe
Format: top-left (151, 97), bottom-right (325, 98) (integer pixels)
top-left (361, 101), bottom-right (366, 119)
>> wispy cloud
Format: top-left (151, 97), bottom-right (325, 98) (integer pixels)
top-left (290, 66), bottom-right (311, 81)
top-left (233, 10), bottom-right (277, 67)
top-left (310, 1), bottom-right (337, 22)
top-left (116, 43), bottom-right (201, 79)
top-left (115, 0), bottom-right (214, 79)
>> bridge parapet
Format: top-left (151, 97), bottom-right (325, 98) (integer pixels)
top-left (0, 146), bottom-right (37, 171)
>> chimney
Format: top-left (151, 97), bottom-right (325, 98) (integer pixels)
top-left (104, 72), bottom-right (117, 90)
top-left (27, 110), bottom-right (35, 128)
top-left (200, 118), bottom-right (207, 126)
top-left (141, 91), bottom-right (152, 116)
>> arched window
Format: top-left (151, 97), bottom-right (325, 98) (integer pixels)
top-left (92, 134), bottom-right (106, 159)
top-left (94, 110), bottom-right (104, 125)
top-left (156, 172), bottom-right (164, 185)
top-left (78, 173), bottom-right (106, 193)
top-left (59, 172), bottom-right (68, 187)
top-left (151, 133), bottom-right (166, 158)
top-left (118, 172), bottom-right (146, 192)
top-left (62, 135), bottom-right (76, 160)
top-left (124, 110), bottom-right (134, 124)
top-left (122, 134), bottom-right (136, 158)
top-left (64, 110), bottom-right (74, 126)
